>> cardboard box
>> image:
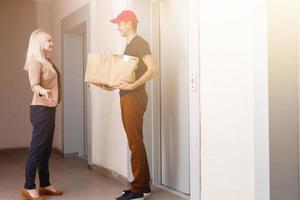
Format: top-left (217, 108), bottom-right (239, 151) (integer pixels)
top-left (84, 52), bottom-right (139, 87)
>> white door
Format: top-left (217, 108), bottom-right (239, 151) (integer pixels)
top-left (160, 0), bottom-right (190, 195)
top-left (129, 0), bottom-right (190, 194)
top-left (63, 33), bottom-right (83, 156)
top-left (63, 31), bottom-right (90, 159)
top-left (82, 32), bottom-right (90, 159)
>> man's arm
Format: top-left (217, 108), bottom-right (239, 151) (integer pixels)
top-left (119, 54), bottom-right (159, 90)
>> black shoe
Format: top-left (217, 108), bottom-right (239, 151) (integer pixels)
top-left (122, 186), bottom-right (151, 197)
top-left (116, 191), bottom-right (144, 200)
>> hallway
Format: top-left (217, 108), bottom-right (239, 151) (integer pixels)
top-left (1, 0), bottom-right (299, 199)
top-left (0, 151), bottom-right (185, 200)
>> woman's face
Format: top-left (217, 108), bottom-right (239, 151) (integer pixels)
top-left (44, 34), bottom-right (54, 53)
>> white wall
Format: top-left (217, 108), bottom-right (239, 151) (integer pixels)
top-left (188, 0), bottom-right (201, 199)
top-left (49, 0), bottom-right (130, 177)
top-left (298, 0), bottom-right (300, 197)
top-left (199, 0), bottom-right (269, 200)
top-left (268, 0), bottom-right (299, 199)
top-left (90, 0), bottom-right (129, 178)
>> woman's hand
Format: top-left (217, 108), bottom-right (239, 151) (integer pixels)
top-left (92, 83), bottom-right (115, 91)
top-left (40, 89), bottom-right (55, 102)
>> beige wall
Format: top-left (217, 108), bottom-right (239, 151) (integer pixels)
top-left (0, 0), bottom-right (37, 148)
top-left (36, 1), bottom-right (51, 32)
top-left (0, 0), bottom-right (57, 149)
top-left (268, 0), bottom-right (299, 199)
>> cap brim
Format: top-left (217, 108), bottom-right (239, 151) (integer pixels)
top-left (110, 18), bottom-right (120, 23)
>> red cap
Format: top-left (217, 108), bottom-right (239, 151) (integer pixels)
top-left (110, 10), bottom-right (139, 24)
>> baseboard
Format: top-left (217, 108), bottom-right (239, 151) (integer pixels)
top-left (155, 185), bottom-right (190, 199)
top-left (62, 152), bottom-right (79, 158)
top-left (0, 147), bottom-right (29, 154)
top-left (52, 148), bottom-right (63, 156)
top-left (0, 147), bottom-right (63, 156)
top-left (91, 164), bottom-right (130, 187)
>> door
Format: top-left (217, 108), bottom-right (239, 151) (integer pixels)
top-left (130, 0), bottom-right (190, 194)
top-left (63, 33), bottom-right (84, 156)
top-left (83, 32), bottom-right (90, 159)
top-left (160, 0), bottom-right (190, 195)
top-left (61, 4), bottom-right (91, 163)
top-left (63, 27), bottom-right (90, 159)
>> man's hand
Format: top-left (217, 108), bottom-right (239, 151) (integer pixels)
top-left (118, 80), bottom-right (136, 91)
top-left (121, 55), bottom-right (159, 90)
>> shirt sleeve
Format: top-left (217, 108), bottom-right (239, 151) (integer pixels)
top-left (28, 60), bottom-right (45, 95)
top-left (137, 39), bottom-right (152, 59)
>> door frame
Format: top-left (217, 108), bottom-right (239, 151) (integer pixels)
top-left (150, 0), bottom-right (201, 200)
top-left (61, 3), bottom-right (92, 165)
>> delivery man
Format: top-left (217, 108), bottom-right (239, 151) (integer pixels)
top-left (94, 10), bottom-right (159, 200)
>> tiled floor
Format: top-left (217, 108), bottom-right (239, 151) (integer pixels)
top-left (0, 151), bottom-right (186, 200)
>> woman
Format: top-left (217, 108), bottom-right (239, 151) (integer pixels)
top-left (22, 29), bottom-right (63, 200)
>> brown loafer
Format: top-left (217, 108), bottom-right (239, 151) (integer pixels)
top-left (39, 187), bottom-right (63, 196)
top-left (21, 189), bottom-right (44, 200)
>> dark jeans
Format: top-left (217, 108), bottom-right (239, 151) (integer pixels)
top-left (24, 105), bottom-right (56, 189)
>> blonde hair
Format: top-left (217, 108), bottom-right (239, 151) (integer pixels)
top-left (24, 29), bottom-right (50, 71)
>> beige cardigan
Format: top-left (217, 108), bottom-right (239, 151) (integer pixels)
top-left (28, 59), bottom-right (61, 107)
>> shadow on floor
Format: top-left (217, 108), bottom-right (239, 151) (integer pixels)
top-left (0, 151), bottom-right (186, 200)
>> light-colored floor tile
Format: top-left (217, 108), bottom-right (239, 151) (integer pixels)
top-left (0, 152), bottom-right (187, 200)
